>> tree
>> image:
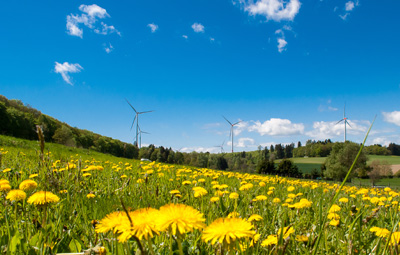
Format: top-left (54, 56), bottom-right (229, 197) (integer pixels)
top-left (53, 125), bottom-right (76, 147)
top-left (368, 160), bottom-right (393, 186)
top-left (324, 142), bottom-right (368, 181)
top-left (256, 159), bottom-right (276, 175)
top-left (216, 156), bottom-right (228, 170)
top-left (277, 159), bottom-right (301, 177)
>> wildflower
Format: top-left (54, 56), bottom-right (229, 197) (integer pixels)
top-left (272, 198), bottom-right (281, 203)
top-left (0, 183), bottom-right (11, 192)
top-left (156, 203), bottom-right (206, 236)
top-left (295, 235), bottom-right (309, 242)
top-left (193, 187), bottom-right (208, 198)
top-left (0, 179), bottom-right (9, 185)
top-left (329, 204), bottom-right (341, 213)
top-left (169, 190), bottom-right (180, 195)
top-left (27, 191), bottom-right (60, 205)
top-left (82, 173), bottom-right (91, 177)
top-left (121, 175), bottom-right (128, 178)
top-left (287, 186), bottom-right (295, 192)
top-left (239, 183), bottom-right (254, 191)
top-left (210, 197), bottom-right (219, 202)
top-left (390, 232), bottom-right (400, 246)
top-left (248, 214), bottom-right (263, 222)
top-left (29, 174), bottom-right (38, 178)
top-left (6, 189), bottom-right (26, 201)
top-left (329, 219), bottom-right (340, 226)
top-left (370, 227), bottom-right (390, 238)
top-left (96, 211), bottom-right (126, 233)
top-left (202, 217), bottom-right (256, 246)
top-left (255, 195), bottom-right (268, 201)
top-left (339, 197), bottom-right (348, 203)
top-left (87, 193), bottom-right (96, 199)
top-left (229, 192), bottom-right (239, 199)
top-left (227, 212), bottom-right (240, 218)
top-left (259, 181), bottom-right (266, 187)
top-left (118, 208), bottom-right (160, 242)
top-left (261, 235), bottom-right (277, 247)
top-left (19, 179), bottom-right (38, 191)
top-left (2, 168), bottom-right (11, 173)
top-left (327, 213), bottom-right (340, 220)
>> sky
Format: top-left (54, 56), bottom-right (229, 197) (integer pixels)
top-left (1, 0), bottom-right (400, 153)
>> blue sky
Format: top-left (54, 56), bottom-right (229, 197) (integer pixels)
top-left (1, 0), bottom-right (400, 153)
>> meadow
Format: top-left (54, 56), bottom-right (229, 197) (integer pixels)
top-left (1, 135), bottom-right (400, 254)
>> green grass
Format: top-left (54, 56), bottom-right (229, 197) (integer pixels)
top-left (367, 155), bottom-right (400, 164)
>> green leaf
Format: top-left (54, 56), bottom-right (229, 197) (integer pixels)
top-left (69, 239), bottom-right (82, 253)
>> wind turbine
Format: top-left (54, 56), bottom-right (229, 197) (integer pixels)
top-left (223, 116), bottom-right (242, 153)
top-left (138, 126), bottom-right (150, 149)
top-left (335, 103), bottom-right (351, 142)
top-left (125, 99), bottom-right (154, 147)
top-left (214, 140), bottom-right (225, 153)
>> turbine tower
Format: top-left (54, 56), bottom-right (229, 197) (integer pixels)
top-left (223, 116), bottom-right (242, 153)
top-left (335, 103), bottom-right (351, 142)
top-left (126, 99), bottom-right (153, 148)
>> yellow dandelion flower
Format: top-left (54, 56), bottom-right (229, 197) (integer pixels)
top-left (27, 191), bottom-right (60, 205)
top-left (193, 187), bottom-right (208, 198)
top-left (390, 232), bottom-right (400, 246)
top-left (339, 197), bottom-right (348, 203)
top-left (87, 193), bottom-right (96, 199)
top-left (169, 190), bottom-right (180, 195)
top-left (278, 226), bottom-right (295, 239)
top-left (3, 168), bottom-right (11, 173)
top-left (261, 235), bottom-right (278, 247)
top-left (255, 195), bottom-right (268, 201)
top-left (295, 235), bottom-right (309, 242)
top-left (156, 203), bottom-right (206, 236)
top-left (96, 211), bottom-right (126, 233)
top-left (259, 181), bottom-right (266, 187)
top-left (202, 217), bottom-right (256, 246)
top-left (82, 173), bottom-right (91, 177)
top-left (327, 213), bottom-right (340, 220)
top-left (0, 183), bottom-right (11, 192)
top-left (329, 204), bottom-right (341, 213)
top-left (118, 208), bottom-right (160, 242)
top-left (210, 197), bottom-right (220, 202)
top-left (239, 183), bottom-right (254, 191)
top-left (227, 212), bottom-right (240, 218)
top-left (329, 219), bottom-right (340, 226)
top-left (0, 179), bottom-right (9, 185)
top-left (272, 198), bottom-right (281, 203)
top-left (19, 179), bottom-right (38, 191)
top-left (229, 192), bottom-right (239, 199)
top-left (6, 189), bottom-right (26, 201)
top-left (29, 174), bottom-right (38, 178)
top-left (121, 175), bottom-right (128, 178)
top-left (248, 214), bottom-right (263, 222)
top-left (287, 186), bottom-right (295, 192)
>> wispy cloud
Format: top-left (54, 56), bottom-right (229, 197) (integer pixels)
top-left (242, 0), bottom-right (301, 22)
top-left (383, 111), bottom-right (400, 127)
top-left (66, 4), bottom-right (119, 38)
top-left (54, 62), bottom-right (83, 85)
top-left (104, 43), bottom-right (114, 53)
top-left (180, 146), bottom-right (219, 153)
top-left (248, 118), bottom-right (304, 136)
top-left (277, 38), bottom-right (287, 53)
top-left (182, 35), bottom-right (188, 39)
top-left (339, 1), bottom-right (359, 20)
top-left (147, 23), bottom-right (159, 33)
top-left (192, 23), bottom-right (205, 33)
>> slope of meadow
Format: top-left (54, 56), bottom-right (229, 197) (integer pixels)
top-left (1, 135), bottom-right (400, 254)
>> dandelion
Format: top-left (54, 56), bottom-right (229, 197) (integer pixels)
top-left (287, 186), bottom-right (295, 192)
top-left (295, 235), bottom-right (309, 242)
top-left (29, 174), bottom-right (38, 178)
top-left (255, 195), bottom-right (268, 201)
top-left (229, 192), bottom-right (239, 199)
top-left (210, 197), bottom-right (219, 202)
top-left (0, 183), bottom-right (11, 192)
top-left (261, 235), bottom-right (277, 247)
top-left (118, 208), bottom-right (160, 242)
top-left (272, 198), bottom-right (281, 203)
top-left (248, 214), bottom-right (263, 222)
top-left (329, 219), bottom-right (340, 226)
top-left (19, 179), bottom-right (38, 191)
top-left (202, 217), bottom-right (256, 247)
top-left (2, 168), bottom-right (11, 173)
top-left (6, 189), bottom-right (26, 201)
top-left (169, 190), bottom-right (180, 195)
top-left (0, 179), bottom-right (9, 185)
top-left (96, 211), bottom-right (126, 233)
top-left (27, 191), bottom-right (60, 205)
top-left (193, 187), bottom-right (208, 198)
top-left (390, 232), bottom-right (400, 246)
top-left (156, 203), bottom-right (206, 236)
top-left (87, 193), bottom-right (96, 199)
top-left (329, 204), bottom-right (341, 213)
top-left (339, 197), bottom-right (348, 203)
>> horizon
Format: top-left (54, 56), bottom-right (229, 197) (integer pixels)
top-left (1, 0), bottom-right (400, 153)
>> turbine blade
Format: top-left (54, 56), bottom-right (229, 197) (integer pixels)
top-left (233, 120), bottom-right (242, 126)
top-left (130, 115), bottom-right (137, 130)
top-left (139, 110), bottom-right (154, 114)
top-left (222, 116), bottom-right (233, 126)
top-left (335, 119), bottom-right (344, 125)
top-left (344, 102), bottom-right (346, 118)
top-left (125, 99), bottom-right (137, 113)
top-left (346, 120), bottom-right (352, 128)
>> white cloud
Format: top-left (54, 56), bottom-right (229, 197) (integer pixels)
top-left (147, 23), bottom-right (159, 33)
top-left (233, 121), bottom-right (249, 136)
top-left (66, 4), bottom-right (119, 38)
top-left (243, 0), bottom-right (301, 22)
top-left (54, 62), bottom-right (83, 85)
top-left (383, 111), bottom-right (400, 126)
top-left (306, 120), bottom-right (368, 140)
top-left (210, 37), bottom-right (215, 42)
top-left (339, 13), bottom-right (350, 20)
top-left (277, 38), bottom-right (287, 52)
top-left (236, 137), bottom-right (255, 148)
top-left (180, 146), bottom-right (219, 153)
top-left (104, 43), bottom-right (114, 53)
top-left (192, 23), bottom-right (205, 33)
top-left (182, 35), bottom-right (188, 39)
top-left (248, 118), bottom-right (304, 136)
top-left (345, 1), bottom-right (355, 11)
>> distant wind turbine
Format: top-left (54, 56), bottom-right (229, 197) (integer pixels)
top-left (138, 126), bottom-right (150, 149)
top-left (214, 140), bottom-right (225, 153)
top-left (223, 116), bottom-right (242, 153)
top-left (335, 103), bottom-right (351, 142)
top-left (126, 99), bottom-right (154, 148)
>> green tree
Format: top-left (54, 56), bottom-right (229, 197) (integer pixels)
top-left (256, 159), bottom-right (276, 175)
top-left (324, 142), bottom-right (368, 181)
top-left (53, 125), bottom-right (76, 146)
top-left (277, 159), bottom-right (301, 177)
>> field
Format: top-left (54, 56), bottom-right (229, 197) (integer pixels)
top-left (2, 136), bottom-right (400, 254)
